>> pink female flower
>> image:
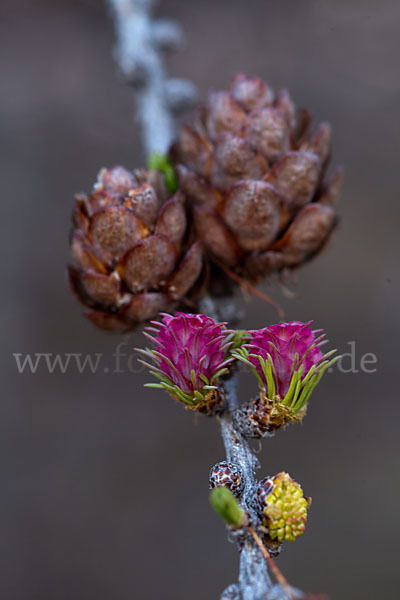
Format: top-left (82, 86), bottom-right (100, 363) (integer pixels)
top-left (137, 312), bottom-right (234, 409)
top-left (234, 321), bottom-right (338, 416)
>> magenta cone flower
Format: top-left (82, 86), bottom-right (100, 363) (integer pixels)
top-left (234, 321), bottom-right (338, 415)
top-left (138, 313), bottom-right (234, 409)
top-left (248, 322), bottom-right (324, 396)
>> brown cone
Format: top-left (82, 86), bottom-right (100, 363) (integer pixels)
top-left (171, 73), bottom-right (342, 282)
top-left (68, 167), bottom-right (203, 332)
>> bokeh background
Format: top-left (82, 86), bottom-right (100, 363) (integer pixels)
top-left (2, 0), bottom-right (399, 598)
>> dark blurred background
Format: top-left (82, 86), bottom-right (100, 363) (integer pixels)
top-left (1, 0), bottom-right (399, 598)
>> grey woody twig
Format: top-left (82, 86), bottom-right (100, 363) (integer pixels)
top-left (219, 382), bottom-right (304, 600)
top-left (107, 0), bottom-right (197, 156)
top-left (220, 375), bottom-right (276, 600)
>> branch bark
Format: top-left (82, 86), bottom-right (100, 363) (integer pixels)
top-left (220, 375), bottom-right (299, 600)
top-left (220, 374), bottom-right (273, 600)
top-left (107, 0), bottom-right (197, 156)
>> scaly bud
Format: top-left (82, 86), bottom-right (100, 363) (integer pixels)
top-left (209, 461), bottom-right (244, 496)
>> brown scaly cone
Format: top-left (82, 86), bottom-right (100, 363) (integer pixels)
top-left (68, 166), bottom-right (204, 332)
top-left (171, 73), bottom-right (343, 282)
